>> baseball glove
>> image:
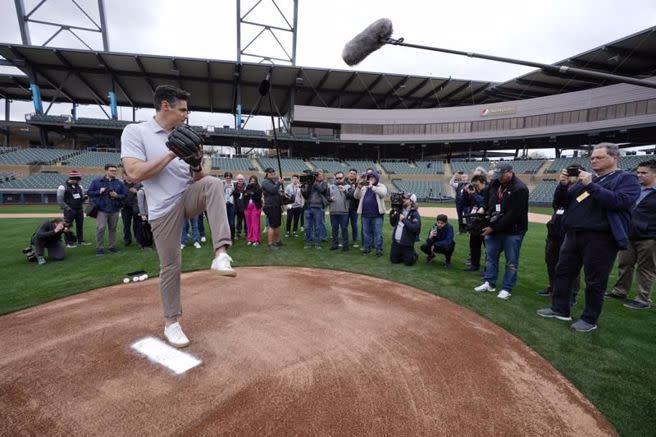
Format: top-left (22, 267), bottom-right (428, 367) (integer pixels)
top-left (166, 124), bottom-right (203, 171)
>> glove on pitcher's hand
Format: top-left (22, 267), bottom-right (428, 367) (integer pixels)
top-left (166, 125), bottom-right (203, 171)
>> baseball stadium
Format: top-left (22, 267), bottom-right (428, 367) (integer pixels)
top-left (1, 1), bottom-right (655, 436)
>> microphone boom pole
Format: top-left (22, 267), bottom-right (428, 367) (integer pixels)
top-left (382, 37), bottom-right (656, 90)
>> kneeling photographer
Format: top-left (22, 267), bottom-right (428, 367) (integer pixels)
top-left (389, 192), bottom-right (421, 265)
top-left (26, 218), bottom-right (74, 265)
top-left (463, 174), bottom-right (488, 272)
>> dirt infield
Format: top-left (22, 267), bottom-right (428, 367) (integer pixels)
top-left (0, 208), bottom-right (551, 223)
top-left (0, 267), bottom-right (615, 436)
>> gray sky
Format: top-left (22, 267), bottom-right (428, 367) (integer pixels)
top-left (1, 0), bottom-right (655, 154)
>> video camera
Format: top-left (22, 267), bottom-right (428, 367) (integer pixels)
top-left (464, 211), bottom-right (501, 234)
top-left (299, 171), bottom-right (315, 185)
top-left (390, 192), bottom-right (405, 213)
top-left (566, 165), bottom-right (581, 177)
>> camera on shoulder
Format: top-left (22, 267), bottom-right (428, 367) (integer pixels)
top-left (299, 171), bottom-right (315, 185)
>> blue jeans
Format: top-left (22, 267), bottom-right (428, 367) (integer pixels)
top-left (318, 211), bottom-right (327, 241)
top-left (330, 214), bottom-right (349, 248)
top-left (304, 207), bottom-right (324, 244)
top-left (181, 217), bottom-right (200, 244)
top-left (483, 232), bottom-right (525, 292)
top-left (362, 215), bottom-right (384, 252)
top-left (348, 210), bottom-right (359, 242)
top-left (226, 202), bottom-right (235, 239)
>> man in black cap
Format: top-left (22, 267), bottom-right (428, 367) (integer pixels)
top-left (56, 170), bottom-right (89, 247)
top-left (474, 162), bottom-right (529, 300)
top-left (261, 167), bottom-right (284, 250)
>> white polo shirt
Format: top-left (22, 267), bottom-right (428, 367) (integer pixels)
top-left (120, 118), bottom-right (193, 220)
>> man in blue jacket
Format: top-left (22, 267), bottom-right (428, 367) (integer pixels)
top-left (537, 144), bottom-right (641, 332)
top-left (87, 164), bottom-right (127, 255)
top-left (420, 213), bottom-right (454, 268)
top-left (607, 159), bottom-right (656, 310)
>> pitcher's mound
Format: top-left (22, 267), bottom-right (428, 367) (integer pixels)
top-left (0, 267), bottom-right (615, 436)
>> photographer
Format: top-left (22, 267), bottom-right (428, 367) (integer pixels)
top-left (345, 168), bottom-right (360, 247)
top-left (301, 169), bottom-right (329, 249)
top-left (387, 193), bottom-right (420, 265)
top-left (328, 171), bottom-right (351, 251)
top-left (420, 214), bottom-right (454, 267)
top-left (463, 174), bottom-right (488, 272)
top-left (354, 171), bottom-right (388, 256)
top-left (87, 164), bottom-right (127, 255)
top-left (56, 170), bottom-right (88, 247)
top-left (449, 172), bottom-right (469, 233)
top-left (537, 143), bottom-right (641, 332)
top-left (30, 218), bottom-right (72, 265)
top-left (121, 174), bottom-right (143, 247)
top-left (284, 174), bottom-right (304, 237)
top-left (474, 163), bottom-right (529, 300)
top-left (261, 167), bottom-right (284, 250)
top-left (536, 165), bottom-right (583, 300)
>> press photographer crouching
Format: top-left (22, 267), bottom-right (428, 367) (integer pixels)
top-left (420, 214), bottom-right (455, 268)
top-left (463, 174), bottom-right (488, 272)
top-left (27, 218), bottom-right (74, 265)
top-left (389, 193), bottom-right (421, 265)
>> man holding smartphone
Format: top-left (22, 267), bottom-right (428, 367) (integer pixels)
top-left (537, 144), bottom-right (641, 332)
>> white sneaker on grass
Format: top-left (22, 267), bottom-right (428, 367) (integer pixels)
top-left (474, 281), bottom-right (495, 293)
top-left (180, 244), bottom-right (185, 250)
top-left (194, 242), bottom-right (201, 249)
top-left (200, 236), bottom-right (207, 243)
top-left (164, 322), bottom-right (189, 348)
top-left (211, 252), bottom-right (236, 277)
top-left (496, 290), bottom-right (512, 300)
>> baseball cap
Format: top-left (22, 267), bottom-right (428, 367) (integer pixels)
top-left (492, 163), bottom-right (513, 180)
top-left (68, 170), bottom-right (82, 179)
top-left (264, 167), bottom-right (275, 174)
top-left (404, 193), bottom-right (417, 203)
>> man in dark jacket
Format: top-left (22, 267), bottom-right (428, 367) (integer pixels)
top-left (345, 168), bottom-right (360, 248)
top-left (463, 174), bottom-right (488, 272)
top-left (536, 165), bottom-right (583, 300)
top-left (301, 170), bottom-right (329, 249)
top-left (420, 213), bottom-right (454, 268)
top-left (121, 174), bottom-right (143, 247)
top-left (607, 159), bottom-right (656, 310)
top-left (56, 170), bottom-right (88, 247)
top-left (474, 163), bottom-right (529, 301)
top-left (261, 167), bottom-right (284, 250)
top-left (31, 218), bottom-right (72, 265)
top-left (390, 193), bottom-right (421, 265)
top-left (537, 144), bottom-right (641, 332)
top-left (87, 164), bottom-right (127, 255)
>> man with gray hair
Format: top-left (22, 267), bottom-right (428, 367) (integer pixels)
top-left (537, 143), bottom-right (641, 332)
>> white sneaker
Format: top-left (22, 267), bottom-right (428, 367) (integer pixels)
top-left (200, 236), bottom-right (207, 243)
top-left (211, 252), bottom-right (237, 277)
top-left (164, 322), bottom-right (189, 348)
top-left (194, 242), bottom-right (201, 249)
top-left (497, 289), bottom-right (512, 300)
top-left (180, 244), bottom-right (185, 250)
top-left (474, 282), bottom-right (496, 293)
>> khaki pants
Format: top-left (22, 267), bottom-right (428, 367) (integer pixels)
top-left (612, 239), bottom-right (656, 304)
top-left (150, 176), bottom-right (231, 320)
top-left (96, 211), bottom-right (119, 250)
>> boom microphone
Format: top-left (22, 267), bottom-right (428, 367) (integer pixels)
top-left (342, 18), bottom-right (393, 66)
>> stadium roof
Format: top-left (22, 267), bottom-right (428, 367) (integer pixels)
top-left (0, 26), bottom-right (654, 115)
top-left (482, 26), bottom-right (656, 101)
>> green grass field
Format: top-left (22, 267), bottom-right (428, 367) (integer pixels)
top-left (1, 210), bottom-right (653, 437)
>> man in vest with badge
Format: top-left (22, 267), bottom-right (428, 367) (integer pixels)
top-left (56, 170), bottom-right (89, 247)
top-left (537, 143), bottom-right (641, 332)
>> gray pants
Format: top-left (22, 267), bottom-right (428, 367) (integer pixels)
top-left (33, 239), bottom-right (65, 260)
top-left (96, 211), bottom-right (119, 250)
top-left (150, 176), bottom-right (232, 320)
top-left (613, 239), bottom-right (656, 304)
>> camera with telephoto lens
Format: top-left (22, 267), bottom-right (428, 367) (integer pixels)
top-left (390, 192), bottom-right (405, 213)
top-left (22, 246), bottom-right (37, 263)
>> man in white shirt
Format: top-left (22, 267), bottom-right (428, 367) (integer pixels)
top-left (121, 85), bottom-right (235, 348)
